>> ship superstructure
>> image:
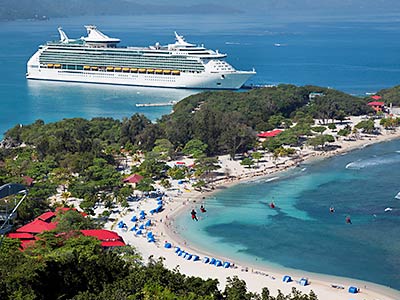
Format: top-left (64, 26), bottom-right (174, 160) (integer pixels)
top-left (27, 26), bottom-right (255, 89)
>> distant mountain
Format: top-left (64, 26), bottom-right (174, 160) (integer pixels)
top-left (0, 0), bottom-right (241, 21)
top-left (1, 0), bottom-right (398, 21)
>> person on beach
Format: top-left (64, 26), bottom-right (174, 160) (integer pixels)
top-left (200, 205), bottom-right (207, 213)
top-left (191, 209), bottom-right (198, 221)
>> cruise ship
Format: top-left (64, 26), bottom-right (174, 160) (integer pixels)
top-left (26, 26), bottom-right (256, 89)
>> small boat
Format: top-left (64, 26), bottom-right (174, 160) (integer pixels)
top-left (106, 66), bottom-right (114, 71)
top-left (269, 202), bottom-right (275, 209)
top-left (47, 64), bottom-right (54, 68)
top-left (138, 68), bottom-right (146, 73)
top-left (130, 68), bottom-right (138, 72)
top-left (54, 64), bottom-right (61, 68)
top-left (171, 70), bottom-right (180, 75)
top-left (114, 67), bottom-right (122, 72)
top-left (83, 65), bottom-right (90, 70)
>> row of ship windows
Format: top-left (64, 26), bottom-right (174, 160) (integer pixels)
top-left (40, 61), bottom-right (203, 72)
top-left (45, 64), bottom-right (205, 74)
top-left (41, 55), bottom-right (202, 67)
top-left (46, 48), bottom-right (202, 59)
top-left (59, 71), bottom-right (178, 82)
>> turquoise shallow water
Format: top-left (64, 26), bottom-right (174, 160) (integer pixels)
top-left (175, 140), bottom-right (400, 290)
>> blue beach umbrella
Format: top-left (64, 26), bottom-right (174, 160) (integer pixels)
top-left (147, 232), bottom-right (153, 238)
top-left (164, 242), bottom-right (172, 249)
top-left (145, 220), bottom-right (151, 227)
top-left (192, 255), bottom-right (200, 261)
top-left (215, 260), bottom-right (222, 267)
top-left (209, 258), bottom-right (216, 265)
top-left (131, 216), bottom-right (138, 222)
top-left (174, 247), bottom-right (181, 253)
top-left (202, 257), bottom-right (210, 263)
top-left (135, 229), bottom-right (142, 235)
top-left (139, 224), bottom-right (145, 230)
top-left (185, 254), bottom-right (193, 260)
top-left (223, 262), bottom-right (230, 268)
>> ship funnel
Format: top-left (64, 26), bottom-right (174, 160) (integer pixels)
top-left (58, 27), bottom-right (70, 43)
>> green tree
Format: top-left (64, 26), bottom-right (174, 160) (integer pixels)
top-left (241, 157), bottom-right (254, 168)
top-left (183, 139), bottom-right (208, 158)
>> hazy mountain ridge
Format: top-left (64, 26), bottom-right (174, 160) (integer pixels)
top-left (1, 0), bottom-right (399, 21)
top-left (0, 0), bottom-right (241, 21)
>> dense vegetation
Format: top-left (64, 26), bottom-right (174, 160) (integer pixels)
top-left (1, 84), bottom-right (395, 299)
top-left (375, 85), bottom-right (400, 106)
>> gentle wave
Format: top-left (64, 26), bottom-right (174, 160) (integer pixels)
top-left (345, 152), bottom-right (400, 169)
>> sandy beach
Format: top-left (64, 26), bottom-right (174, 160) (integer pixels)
top-left (96, 117), bottom-right (400, 300)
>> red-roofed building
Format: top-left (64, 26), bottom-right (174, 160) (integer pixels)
top-left (16, 218), bottom-right (57, 234)
top-left (7, 232), bottom-right (37, 249)
top-left (37, 211), bottom-right (56, 222)
top-left (257, 129), bottom-right (283, 141)
top-left (371, 95), bottom-right (382, 100)
top-left (81, 229), bottom-right (125, 247)
top-left (368, 101), bottom-right (385, 112)
top-left (123, 173), bottom-right (143, 187)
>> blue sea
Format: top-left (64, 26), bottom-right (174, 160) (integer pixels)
top-left (1, 11), bottom-right (400, 291)
top-left (175, 140), bottom-right (400, 290)
top-left (1, 12), bottom-right (400, 135)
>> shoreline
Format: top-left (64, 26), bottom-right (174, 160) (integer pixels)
top-left (110, 128), bottom-right (400, 300)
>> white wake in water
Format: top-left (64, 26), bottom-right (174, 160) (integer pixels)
top-left (395, 192), bottom-right (400, 200)
top-left (345, 152), bottom-right (400, 169)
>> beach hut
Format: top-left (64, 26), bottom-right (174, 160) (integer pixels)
top-left (299, 278), bottom-right (308, 286)
top-left (348, 286), bottom-right (358, 294)
top-left (283, 275), bottom-right (292, 283)
top-left (223, 262), bottom-right (231, 268)
top-left (164, 242), bottom-right (172, 249)
top-left (202, 257), bottom-right (210, 263)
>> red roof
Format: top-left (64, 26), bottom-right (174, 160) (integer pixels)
top-left (16, 218), bottom-right (57, 234)
top-left (101, 240), bottom-right (126, 247)
top-left (81, 229), bottom-right (125, 247)
top-left (37, 211), bottom-right (56, 222)
top-left (257, 129), bottom-right (283, 138)
top-left (7, 232), bottom-right (35, 239)
top-left (123, 173), bottom-right (143, 184)
top-left (368, 101), bottom-right (384, 106)
top-left (371, 95), bottom-right (382, 100)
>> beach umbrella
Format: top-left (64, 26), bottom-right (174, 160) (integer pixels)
top-left (147, 232), bottom-right (153, 238)
top-left (135, 229), bottom-right (142, 235)
top-left (299, 278), bottom-right (308, 286)
top-left (174, 247), bottom-right (181, 253)
top-left (209, 258), bottom-right (216, 265)
top-left (131, 216), bottom-right (138, 222)
top-left (202, 257), bottom-right (210, 263)
top-left (140, 210), bottom-right (145, 215)
top-left (192, 255), bottom-right (200, 261)
top-left (223, 262), bottom-right (230, 268)
top-left (178, 251), bottom-right (185, 257)
top-left (185, 254), bottom-right (193, 260)
top-left (145, 220), bottom-right (151, 227)
top-left (282, 275), bottom-right (292, 283)
top-left (148, 237), bottom-right (155, 243)
top-left (150, 209), bottom-right (156, 215)
top-left (215, 260), bottom-right (222, 267)
top-left (164, 242), bottom-right (172, 249)
top-left (130, 226), bottom-right (137, 232)
top-left (157, 196), bottom-right (162, 201)
top-left (157, 200), bottom-right (163, 205)
top-left (139, 224), bottom-right (145, 230)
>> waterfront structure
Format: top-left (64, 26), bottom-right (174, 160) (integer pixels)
top-left (26, 26), bottom-right (255, 89)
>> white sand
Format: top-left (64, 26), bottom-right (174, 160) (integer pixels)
top-left (103, 124), bottom-right (400, 300)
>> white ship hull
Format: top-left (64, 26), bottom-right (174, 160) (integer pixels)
top-left (26, 67), bottom-right (254, 90)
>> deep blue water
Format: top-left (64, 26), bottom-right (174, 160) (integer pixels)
top-left (1, 13), bottom-right (400, 135)
top-left (176, 140), bottom-right (400, 290)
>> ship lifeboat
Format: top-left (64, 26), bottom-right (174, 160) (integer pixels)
top-left (114, 67), bottom-right (122, 72)
top-left (147, 69), bottom-right (154, 74)
top-left (171, 70), bottom-right (180, 75)
top-left (106, 67), bottom-right (114, 71)
top-left (91, 66), bottom-right (98, 71)
top-left (130, 68), bottom-right (138, 73)
top-left (138, 68), bottom-right (146, 73)
top-left (122, 67), bottom-right (130, 72)
top-left (54, 64), bottom-right (61, 68)
top-left (163, 70), bottom-right (171, 74)
top-left (83, 65), bottom-right (90, 70)
top-left (155, 69), bottom-right (163, 74)
top-left (47, 64), bottom-right (54, 68)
